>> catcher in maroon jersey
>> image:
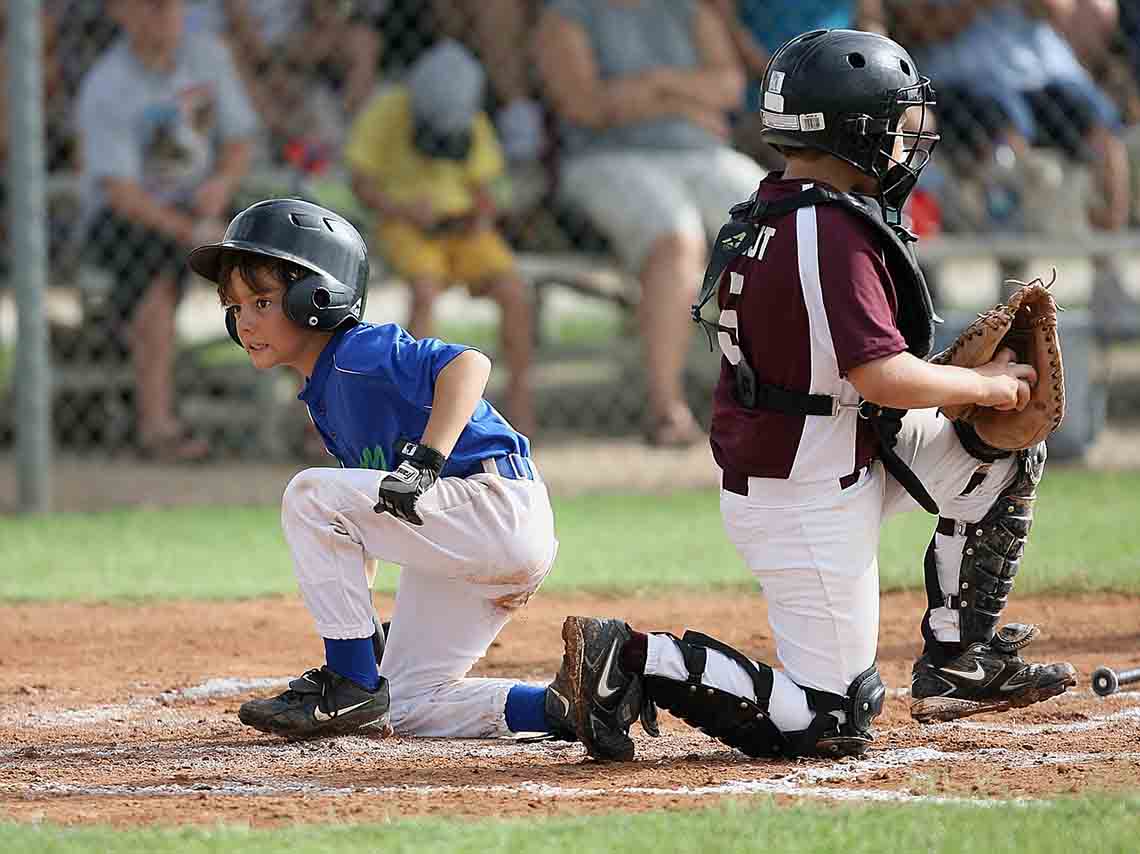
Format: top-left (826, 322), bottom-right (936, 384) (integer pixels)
top-left (544, 29), bottom-right (1076, 763)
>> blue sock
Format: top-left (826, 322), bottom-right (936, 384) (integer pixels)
top-left (323, 637), bottom-right (379, 691)
top-left (504, 684), bottom-right (550, 733)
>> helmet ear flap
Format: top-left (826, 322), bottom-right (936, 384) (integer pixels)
top-left (283, 272), bottom-right (349, 330)
top-left (225, 306), bottom-right (243, 347)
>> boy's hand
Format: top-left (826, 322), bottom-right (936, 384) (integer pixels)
top-left (976, 347), bottom-right (1036, 411)
top-left (373, 441), bottom-right (447, 526)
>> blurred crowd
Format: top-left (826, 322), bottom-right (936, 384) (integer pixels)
top-left (3, 0), bottom-right (1140, 455)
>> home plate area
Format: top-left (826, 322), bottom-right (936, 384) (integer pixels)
top-left (2, 592), bottom-right (1139, 826)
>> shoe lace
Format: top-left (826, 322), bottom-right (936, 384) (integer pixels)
top-left (282, 667), bottom-right (333, 706)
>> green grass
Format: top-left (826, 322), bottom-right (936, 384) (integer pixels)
top-left (3, 796), bottom-right (1140, 853)
top-left (1, 469), bottom-right (1138, 602)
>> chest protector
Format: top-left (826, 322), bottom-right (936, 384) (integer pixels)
top-left (695, 187), bottom-right (942, 513)
top-left (696, 186), bottom-right (937, 361)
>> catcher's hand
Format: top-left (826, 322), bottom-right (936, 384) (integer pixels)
top-left (975, 347), bottom-right (1036, 411)
top-left (374, 441), bottom-right (446, 526)
top-left (931, 271), bottom-right (1065, 449)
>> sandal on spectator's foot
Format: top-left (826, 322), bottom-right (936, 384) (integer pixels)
top-left (645, 407), bottom-right (704, 448)
top-left (138, 429), bottom-right (211, 463)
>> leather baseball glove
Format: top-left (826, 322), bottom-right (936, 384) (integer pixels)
top-left (930, 271), bottom-right (1065, 450)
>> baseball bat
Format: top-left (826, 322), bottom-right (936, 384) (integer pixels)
top-left (1090, 665), bottom-right (1140, 696)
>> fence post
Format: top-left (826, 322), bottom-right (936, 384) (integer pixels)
top-left (8, 0), bottom-right (52, 512)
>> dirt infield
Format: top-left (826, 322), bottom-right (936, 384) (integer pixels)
top-left (3, 591), bottom-right (1140, 827)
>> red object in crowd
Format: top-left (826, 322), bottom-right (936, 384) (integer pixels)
top-left (282, 138), bottom-right (331, 176)
top-left (906, 188), bottom-right (942, 238)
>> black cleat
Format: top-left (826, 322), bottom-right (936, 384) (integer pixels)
top-left (911, 641), bottom-right (1076, 724)
top-left (544, 659), bottom-right (579, 743)
top-left (560, 616), bottom-right (647, 761)
top-left (238, 666), bottom-right (391, 739)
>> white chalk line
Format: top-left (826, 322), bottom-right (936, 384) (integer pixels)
top-left (0, 676), bottom-right (292, 728)
top-left (8, 746), bottom-right (1139, 808)
top-left (6, 673), bottom-right (1140, 739)
top-left (8, 779), bottom-right (997, 807)
top-left (926, 705), bottom-right (1140, 736)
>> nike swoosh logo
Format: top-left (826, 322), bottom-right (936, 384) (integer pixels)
top-left (313, 698), bottom-right (373, 722)
top-left (941, 663), bottom-right (987, 681)
top-left (594, 640), bottom-right (623, 700)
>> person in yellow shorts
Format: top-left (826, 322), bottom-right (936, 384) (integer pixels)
top-left (346, 39), bottom-right (534, 434)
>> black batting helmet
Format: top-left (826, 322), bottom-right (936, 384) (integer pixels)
top-left (759, 29), bottom-right (938, 216)
top-left (188, 198), bottom-right (369, 346)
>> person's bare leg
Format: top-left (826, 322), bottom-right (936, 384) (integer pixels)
top-left (484, 275), bottom-right (535, 435)
top-left (408, 277), bottom-right (443, 339)
top-left (131, 275), bottom-right (179, 443)
top-left (342, 22), bottom-right (380, 115)
top-left (466, 0), bottom-right (532, 106)
top-left (638, 232), bottom-right (705, 444)
top-left (1086, 125), bottom-right (1131, 231)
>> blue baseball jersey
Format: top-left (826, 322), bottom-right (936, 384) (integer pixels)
top-left (298, 323), bottom-right (530, 476)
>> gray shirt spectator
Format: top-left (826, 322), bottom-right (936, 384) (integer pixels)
top-left (536, 0), bottom-right (766, 447)
top-left (548, 0), bottom-right (722, 155)
top-left (75, 0), bottom-right (256, 463)
top-left (77, 26), bottom-right (257, 217)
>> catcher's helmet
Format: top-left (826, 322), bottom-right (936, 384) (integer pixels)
top-left (759, 29), bottom-right (938, 216)
top-left (188, 198), bottom-right (369, 346)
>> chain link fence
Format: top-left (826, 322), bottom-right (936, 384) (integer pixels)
top-left (3, 0), bottom-right (1140, 471)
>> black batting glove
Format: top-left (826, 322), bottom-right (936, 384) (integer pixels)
top-left (373, 440), bottom-right (447, 526)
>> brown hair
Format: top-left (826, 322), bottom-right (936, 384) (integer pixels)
top-left (217, 250), bottom-right (309, 305)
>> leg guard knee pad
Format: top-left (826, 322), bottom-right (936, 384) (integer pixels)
top-left (643, 632), bottom-right (885, 759)
top-left (936, 443), bottom-right (1046, 647)
top-left (806, 664), bottom-right (886, 758)
top-left (644, 631), bottom-right (790, 758)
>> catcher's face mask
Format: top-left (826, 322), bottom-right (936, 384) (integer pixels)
top-left (871, 79), bottom-right (939, 215)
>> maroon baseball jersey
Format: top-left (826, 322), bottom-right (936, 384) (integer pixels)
top-left (710, 175), bottom-right (908, 482)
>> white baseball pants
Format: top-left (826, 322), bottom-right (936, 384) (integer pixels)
top-left (647, 408), bottom-right (1022, 732)
top-left (280, 458), bottom-right (558, 738)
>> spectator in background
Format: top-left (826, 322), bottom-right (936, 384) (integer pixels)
top-left (345, 40), bottom-right (536, 435)
top-left (188, 0), bottom-right (381, 157)
top-left (76, 0), bottom-right (256, 460)
top-left (536, 0), bottom-right (766, 447)
top-left (892, 0), bottom-right (1130, 232)
top-left (381, 0), bottom-right (547, 165)
top-left (710, 1), bottom-right (887, 167)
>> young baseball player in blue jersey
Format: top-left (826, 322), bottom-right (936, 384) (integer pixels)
top-left (189, 198), bottom-right (565, 740)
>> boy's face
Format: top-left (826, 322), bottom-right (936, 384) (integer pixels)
top-left (224, 269), bottom-right (314, 371)
top-left (112, 0), bottom-right (184, 58)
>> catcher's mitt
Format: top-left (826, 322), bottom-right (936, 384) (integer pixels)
top-left (930, 271), bottom-right (1065, 450)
